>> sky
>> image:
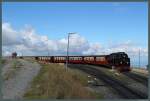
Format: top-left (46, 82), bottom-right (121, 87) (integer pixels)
top-left (2, 2), bottom-right (148, 67)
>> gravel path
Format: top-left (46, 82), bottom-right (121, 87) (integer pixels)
top-left (2, 58), bottom-right (41, 99)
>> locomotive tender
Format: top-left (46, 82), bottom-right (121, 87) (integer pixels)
top-left (36, 52), bottom-right (131, 72)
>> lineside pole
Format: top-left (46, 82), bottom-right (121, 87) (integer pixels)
top-left (66, 33), bottom-right (76, 70)
top-left (66, 34), bottom-right (70, 70)
top-left (139, 49), bottom-right (141, 68)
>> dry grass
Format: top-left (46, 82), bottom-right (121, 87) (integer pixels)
top-left (24, 58), bottom-right (37, 63)
top-left (90, 65), bottom-right (134, 84)
top-left (4, 59), bottom-right (23, 80)
top-left (132, 68), bottom-right (148, 75)
top-left (1, 58), bottom-right (6, 65)
top-left (131, 68), bottom-right (148, 77)
top-left (24, 63), bottom-right (102, 99)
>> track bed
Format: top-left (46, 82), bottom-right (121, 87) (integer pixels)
top-left (68, 64), bottom-right (148, 99)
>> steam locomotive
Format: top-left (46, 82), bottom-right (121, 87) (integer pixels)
top-left (36, 52), bottom-right (131, 72)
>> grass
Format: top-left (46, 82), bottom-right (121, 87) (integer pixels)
top-left (4, 59), bottom-right (23, 80)
top-left (24, 58), bottom-right (37, 63)
top-left (12, 59), bottom-right (23, 69)
top-left (131, 68), bottom-right (148, 77)
top-left (1, 58), bottom-right (6, 65)
top-left (90, 65), bottom-right (133, 84)
top-left (24, 63), bottom-right (103, 99)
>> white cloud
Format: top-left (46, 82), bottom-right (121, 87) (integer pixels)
top-left (107, 41), bottom-right (148, 57)
top-left (83, 43), bottom-right (102, 55)
top-left (2, 23), bottom-right (90, 56)
top-left (2, 22), bottom-right (23, 46)
top-left (2, 22), bottom-right (148, 67)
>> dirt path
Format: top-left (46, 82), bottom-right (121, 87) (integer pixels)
top-left (2, 58), bottom-right (41, 99)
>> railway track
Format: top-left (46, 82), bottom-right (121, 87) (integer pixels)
top-left (68, 64), bottom-right (148, 99)
top-left (123, 72), bottom-right (148, 87)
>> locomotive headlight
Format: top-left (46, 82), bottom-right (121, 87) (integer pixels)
top-left (120, 61), bottom-right (122, 64)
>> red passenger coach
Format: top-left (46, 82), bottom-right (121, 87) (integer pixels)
top-left (36, 52), bottom-right (131, 72)
top-left (69, 56), bottom-right (83, 64)
top-left (95, 56), bottom-right (108, 65)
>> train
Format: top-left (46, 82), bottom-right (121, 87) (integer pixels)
top-left (35, 52), bottom-right (131, 72)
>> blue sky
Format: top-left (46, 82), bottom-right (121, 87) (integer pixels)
top-left (2, 2), bottom-right (148, 67)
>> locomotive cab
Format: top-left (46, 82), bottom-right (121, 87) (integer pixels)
top-left (107, 52), bottom-right (131, 72)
